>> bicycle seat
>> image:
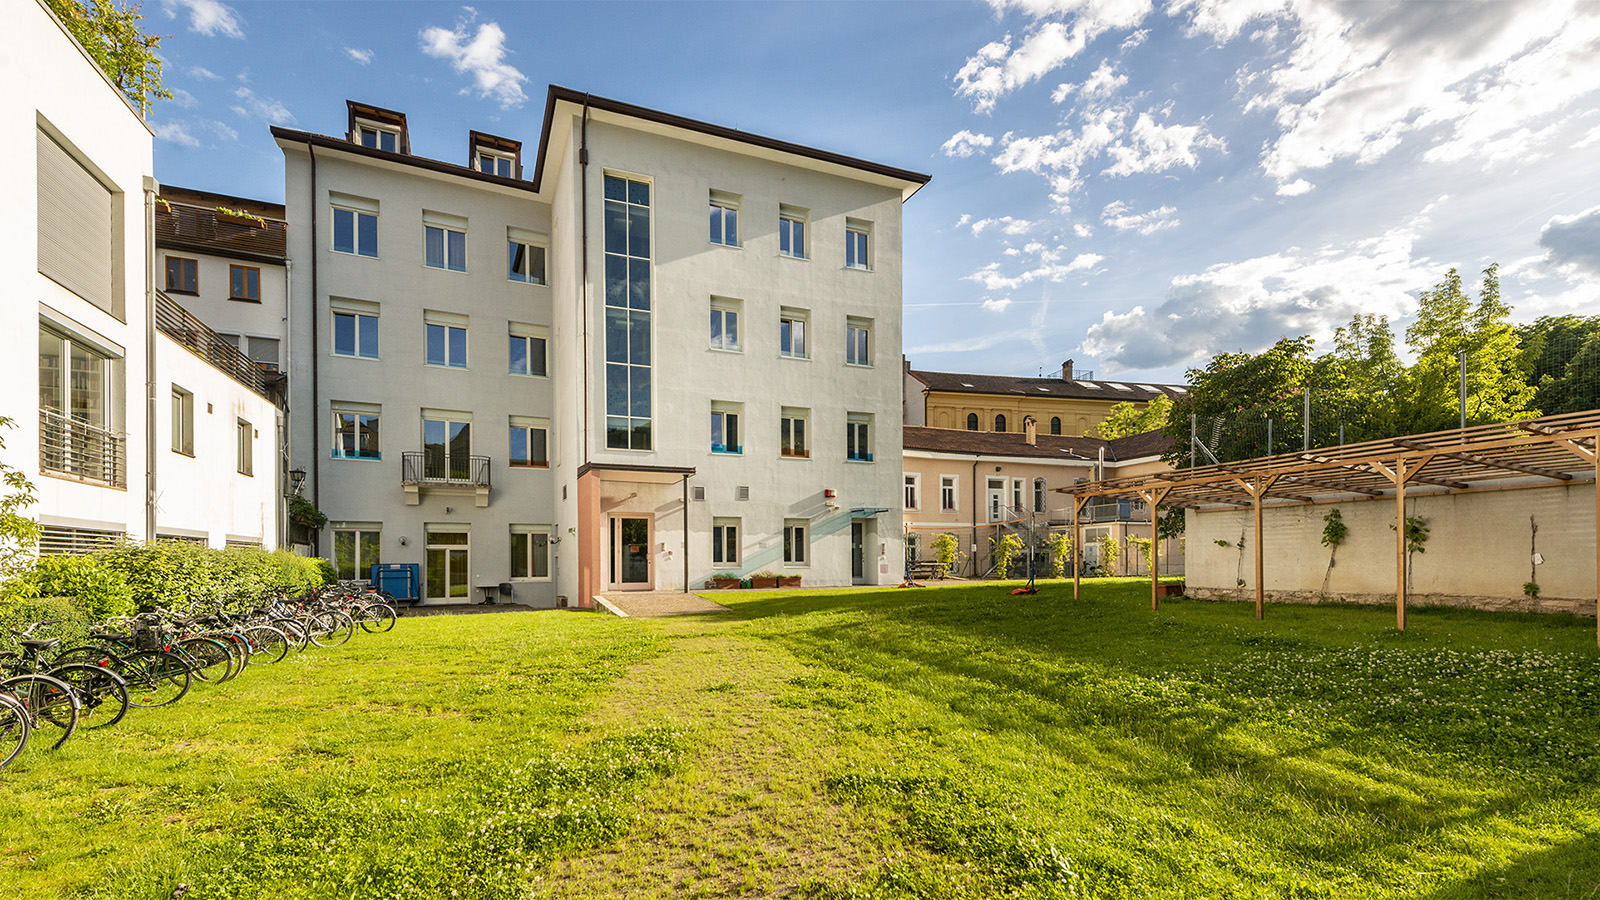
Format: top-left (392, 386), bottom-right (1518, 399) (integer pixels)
top-left (20, 638), bottom-right (60, 652)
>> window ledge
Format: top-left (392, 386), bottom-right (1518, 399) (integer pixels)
top-left (844, 362), bottom-right (874, 369)
top-left (424, 265), bottom-right (470, 274)
top-left (779, 354), bottom-right (811, 362)
top-left (711, 446), bottom-right (742, 455)
top-left (708, 346), bottom-right (743, 354)
top-left (780, 453), bottom-right (811, 460)
top-left (509, 462), bottom-right (550, 469)
top-left (846, 457), bottom-right (875, 464)
top-left (331, 453), bottom-right (383, 462)
top-left (423, 363), bottom-right (471, 371)
top-left (229, 297), bottom-right (263, 304)
top-left (165, 289), bottom-right (199, 296)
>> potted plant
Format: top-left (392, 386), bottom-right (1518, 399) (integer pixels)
top-left (778, 573), bottom-right (802, 588)
top-left (705, 571), bottom-right (740, 589)
top-left (749, 571), bottom-right (781, 589)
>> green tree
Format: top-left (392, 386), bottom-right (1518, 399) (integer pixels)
top-left (1402, 265), bottom-right (1536, 431)
top-left (1518, 315), bottom-right (1600, 415)
top-left (1091, 395), bottom-right (1172, 440)
top-left (46, 0), bottom-right (170, 115)
top-left (1162, 336), bottom-right (1316, 466)
top-left (0, 417), bottom-right (41, 583)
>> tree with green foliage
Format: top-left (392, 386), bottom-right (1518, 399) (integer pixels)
top-left (46, 0), bottom-right (170, 115)
top-left (1162, 335), bottom-right (1315, 466)
top-left (1091, 395), bottom-right (1172, 440)
top-left (990, 534), bottom-right (1023, 580)
top-left (1096, 534), bottom-right (1119, 575)
top-left (0, 417), bottom-right (40, 583)
top-left (1049, 532), bottom-right (1072, 578)
top-left (1518, 315), bottom-right (1600, 415)
top-left (929, 533), bottom-right (962, 580)
top-left (1402, 265), bottom-right (1536, 431)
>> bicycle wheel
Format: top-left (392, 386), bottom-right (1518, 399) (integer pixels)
top-left (0, 694), bottom-right (30, 770)
top-left (0, 674), bottom-right (81, 750)
top-left (54, 645), bottom-right (123, 669)
top-left (358, 603), bottom-right (397, 634)
top-left (121, 650), bottom-right (192, 707)
top-left (308, 611), bottom-right (354, 648)
top-left (209, 632), bottom-right (251, 679)
top-left (178, 637), bottom-right (234, 683)
top-left (272, 618), bottom-right (309, 652)
top-left (240, 626), bottom-right (288, 665)
top-left (51, 664), bottom-right (130, 729)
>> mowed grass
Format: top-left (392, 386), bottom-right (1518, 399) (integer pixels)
top-left (6, 582), bottom-right (1600, 898)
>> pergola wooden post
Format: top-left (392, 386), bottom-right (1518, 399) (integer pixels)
top-left (1071, 495), bottom-right (1088, 600)
top-left (1139, 487), bottom-right (1171, 610)
top-left (1395, 461), bottom-right (1407, 630)
top-left (1228, 475), bottom-right (1279, 620)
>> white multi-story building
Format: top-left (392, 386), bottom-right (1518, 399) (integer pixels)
top-left (275, 89), bottom-right (928, 605)
top-left (3, 0), bottom-right (281, 554)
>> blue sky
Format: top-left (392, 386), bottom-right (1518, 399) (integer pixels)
top-left (147, 0), bottom-right (1600, 383)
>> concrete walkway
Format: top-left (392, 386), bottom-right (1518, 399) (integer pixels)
top-left (596, 591), bottom-right (731, 618)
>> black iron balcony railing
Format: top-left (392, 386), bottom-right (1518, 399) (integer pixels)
top-left (400, 451), bottom-right (491, 487)
top-left (39, 407), bottom-right (126, 488)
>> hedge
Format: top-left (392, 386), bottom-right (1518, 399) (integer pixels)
top-left (0, 597), bottom-right (91, 646)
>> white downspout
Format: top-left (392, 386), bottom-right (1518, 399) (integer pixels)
top-left (143, 177), bottom-right (158, 542)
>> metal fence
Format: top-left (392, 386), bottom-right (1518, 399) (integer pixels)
top-left (154, 291), bottom-right (272, 398)
top-left (400, 451), bottom-right (491, 487)
top-left (39, 407), bottom-right (126, 487)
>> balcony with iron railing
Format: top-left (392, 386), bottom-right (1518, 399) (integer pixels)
top-left (39, 408), bottom-right (126, 488)
top-left (400, 451), bottom-right (491, 507)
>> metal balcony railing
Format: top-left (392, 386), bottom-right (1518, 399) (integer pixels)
top-left (39, 408), bottom-right (126, 487)
top-left (400, 451), bottom-right (491, 487)
top-left (1083, 499), bottom-right (1146, 523)
top-left (154, 291), bottom-right (273, 399)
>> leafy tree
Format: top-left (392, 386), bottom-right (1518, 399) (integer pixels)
top-left (1518, 315), bottom-right (1600, 415)
top-left (1402, 265), bottom-right (1536, 431)
top-left (46, 0), bottom-right (170, 115)
top-left (1162, 336), bottom-right (1315, 466)
top-left (1091, 395), bottom-right (1173, 440)
top-left (0, 417), bottom-right (41, 582)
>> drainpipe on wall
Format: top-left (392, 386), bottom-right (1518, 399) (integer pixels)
top-left (281, 258), bottom-right (293, 550)
top-left (970, 456), bottom-right (979, 577)
top-left (308, 146), bottom-right (321, 555)
top-left (579, 95), bottom-right (591, 465)
top-left (143, 177), bottom-right (158, 542)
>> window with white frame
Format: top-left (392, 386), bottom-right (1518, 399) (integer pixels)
top-left (331, 193), bottom-right (378, 257)
top-left (478, 150), bottom-right (514, 177)
top-left (332, 401), bottom-right (381, 460)
top-left (332, 298), bottom-right (379, 359)
top-left (907, 533), bottom-right (921, 561)
top-left (711, 401), bottom-right (742, 454)
top-left (709, 190), bottom-right (740, 246)
top-left (333, 526), bottom-right (381, 581)
top-left (510, 525), bottom-right (550, 579)
top-left (425, 310), bottom-right (468, 368)
top-left (1034, 478), bottom-right (1047, 513)
top-left (940, 475), bottom-right (957, 512)
top-left (710, 297), bottom-right (741, 351)
top-left (783, 519), bottom-right (808, 565)
top-left (603, 172), bottom-right (654, 451)
top-left (422, 411), bottom-right (472, 480)
top-left (236, 418), bottom-right (253, 476)
top-left (845, 316), bottom-right (872, 366)
top-left (355, 124), bottom-right (398, 152)
top-left (904, 474), bottom-right (920, 511)
top-left (1012, 478), bottom-right (1024, 512)
top-left (509, 416), bottom-right (549, 468)
top-left (779, 307), bottom-right (808, 359)
top-left (780, 407), bottom-right (809, 458)
top-left (509, 323), bottom-right (547, 377)
top-left (508, 227), bottom-right (546, 284)
top-left (846, 413), bottom-right (872, 462)
top-left (171, 386), bottom-right (193, 457)
top-left (845, 218), bottom-right (871, 270)
top-left (424, 211), bottom-right (467, 272)
top-left (779, 204), bottom-right (807, 258)
top-left (712, 517), bottom-right (740, 566)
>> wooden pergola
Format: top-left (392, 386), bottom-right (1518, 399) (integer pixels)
top-left (1059, 410), bottom-right (1600, 644)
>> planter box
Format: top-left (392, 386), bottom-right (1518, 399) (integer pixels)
top-left (1156, 582), bottom-right (1185, 598)
top-left (749, 577), bottom-right (780, 589)
top-left (705, 578), bottom-right (740, 590)
top-left (778, 576), bottom-right (802, 588)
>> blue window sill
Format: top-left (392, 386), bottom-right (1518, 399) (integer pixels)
top-left (711, 445), bottom-right (742, 455)
top-left (332, 452), bottom-right (381, 461)
top-left (847, 453), bottom-right (873, 462)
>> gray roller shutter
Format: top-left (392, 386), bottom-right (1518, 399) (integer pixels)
top-left (37, 128), bottom-right (114, 315)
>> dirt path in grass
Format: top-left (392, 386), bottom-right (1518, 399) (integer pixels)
top-left (539, 617), bottom-right (903, 897)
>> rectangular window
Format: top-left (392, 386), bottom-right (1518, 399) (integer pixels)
top-left (710, 297), bottom-right (741, 351)
top-left (508, 228), bottom-right (546, 284)
top-left (711, 401), bottom-right (741, 454)
top-left (509, 416), bottom-right (549, 468)
top-left (165, 257), bottom-right (197, 294)
top-left (170, 386), bottom-right (193, 456)
top-left (904, 474), bottom-right (920, 511)
top-left (422, 412), bottom-right (472, 481)
top-left (846, 316), bottom-right (872, 366)
top-left (845, 219), bottom-right (871, 270)
top-left (712, 517), bottom-right (740, 566)
top-left (510, 526), bottom-right (551, 579)
top-left (333, 527), bottom-right (382, 581)
top-left (779, 307), bottom-right (809, 359)
top-left (778, 204), bottom-right (807, 259)
top-left (907, 533), bottom-right (920, 561)
top-left (780, 407), bottom-right (809, 458)
top-left (1034, 478), bottom-right (1047, 514)
top-left (246, 336), bottom-right (279, 372)
top-left (603, 173), bottom-right (653, 450)
top-left (332, 298), bottom-right (379, 359)
top-left (425, 310), bottom-right (468, 368)
top-left (331, 194), bottom-right (378, 257)
top-left (478, 152), bottom-right (513, 177)
top-left (709, 190), bottom-right (739, 246)
top-left (424, 211), bottom-right (467, 272)
top-left (229, 265), bottom-right (260, 302)
top-left (236, 418), bottom-right (253, 476)
top-left (332, 402), bottom-right (381, 460)
top-left (509, 323), bottom-right (547, 377)
top-left (940, 476), bottom-right (957, 512)
top-left (425, 528), bottom-right (470, 600)
top-left (1013, 478), bottom-right (1024, 512)
top-left (783, 519), bottom-right (808, 565)
top-left (358, 126), bottom-right (398, 153)
top-left (846, 413), bottom-right (872, 462)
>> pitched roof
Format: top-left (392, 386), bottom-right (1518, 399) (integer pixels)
top-left (903, 426), bottom-right (1172, 462)
top-left (908, 369), bottom-right (1186, 402)
top-left (156, 185), bottom-right (286, 263)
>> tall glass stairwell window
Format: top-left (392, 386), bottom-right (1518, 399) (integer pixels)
top-left (603, 174), bottom-right (653, 450)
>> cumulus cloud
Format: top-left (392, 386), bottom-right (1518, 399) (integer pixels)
top-left (1538, 206), bottom-right (1600, 277)
top-left (941, 130), bottom-right (995, 158)
top-left (966, 253), bottom-right (1102, 291)
top-left (1100, 200), bottom-right (1178, 234)
top-left (152, 121), bottom-right (199, 147)
top-left (1120, 28), bottom-right (1149, 49)
top-left (1079, 60), bottom-right (1127, 99)
top-left (983, 297), bottom-right (1015, 312)
top-left (230, 87), bottom-right (294, 125)
top-left (161, 0), bottom-right (244, 38)
top-left (1276, 177), bottom-right (1313, 196)
top-left (420, 15), bottom-right (529, 109)
top-left (1073, 223), bottom-right (1093, 237)
top-left (1102, 112), bottom-right (1225, 176)
top-left (954, 0), bottom-right (1153, 112)
top-left (345, 47), bottom-right (374, 65)
top-left (970, 216), bottom-right (1036, 236)
top-left (1082, 226), bottom-right (1434, 368)
top-left (187, 66), bottom-right (221, 80)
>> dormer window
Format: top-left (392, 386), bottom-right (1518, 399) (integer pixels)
top-left (357, 125), bottom-right (399, 153)
top-left (346, 101), bottom-right (410, 155)
top-left (468, 130), bottom-right (522, 179)
top-left (477, 151), bottom-right (513, 178)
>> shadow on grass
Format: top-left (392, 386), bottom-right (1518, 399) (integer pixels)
top-left (1417, 829), bottom-right (1600, 900)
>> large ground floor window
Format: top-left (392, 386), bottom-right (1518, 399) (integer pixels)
top-left (425, 528), bottom-right (470, 600)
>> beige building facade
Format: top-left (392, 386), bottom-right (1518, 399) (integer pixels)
top-left (904, 360), bottom-right (1185, 438)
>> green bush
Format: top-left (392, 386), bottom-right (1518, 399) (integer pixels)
top-left (0, 596), bottom-right (90, 648)
top-left (25, 554), bottom-right (134, 620)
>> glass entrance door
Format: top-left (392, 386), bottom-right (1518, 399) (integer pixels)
top-left (610, 517), bottom-right (651, 588)
top-left (851, 521), bottom-right (865, 583)
top-left (425, 529), bottom-right (469, 601)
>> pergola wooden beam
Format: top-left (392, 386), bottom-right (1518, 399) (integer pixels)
top-left (1394, 439), bottom-right (1573, 481)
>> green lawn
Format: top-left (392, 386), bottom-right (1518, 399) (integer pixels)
top-left (5, 581), bottom-right (1600, 898)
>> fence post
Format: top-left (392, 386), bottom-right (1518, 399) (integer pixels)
top-left (1459, 350), bottom-right (1468, 430)
top-left (1190, 413), bottom-right (1197, 469)
top-left (1303, 384), bottom-right (1311, 451)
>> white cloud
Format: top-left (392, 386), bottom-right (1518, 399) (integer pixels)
top-left (420, 16), bottom-right (529, 109)
top-left (1073, 223), bottom-right (1093, 237)
top-left (1100, 200), bottom-right (1178, 234)
top-left (152, 121), bottom-right (199, 147)
top-left (230, 87), bottom-right (294, 125)
top-left (941, 130), bottom-right (995, 158)
top-left (954, 0), bottom-right (1154, 112)
top-left (1276, 177), bottom-right (1313, 196)
top-left (970, 216), bottom-right (1036, 236)
top-left (1082, 226), bottom-right (1434, 368)
top-left (345, 47), bottom-right (374, 65)
top-left (161, 0), bottom-right (244, 38)
top-left (169, 88), bottom-right (198, 109)
top-left (1120, 28), bottom-right (1149, 50)
top-left (187, 66), bottom-right (220, 80)
top-left (966, 253), bottom-right (1102, 291)
top-left (983, 297), bottom-right (1015, 312)
top-left (209, 120), bottom-right (238, 141)
top-left (1050, 83), bottom-right (1076, 103)
top-left (1079, 59), bottom-right (1127, 99)
top-left (955, 214), bottom-right (973, 228)
top-left (1574, 123), bottom-right (1600, 149)
top-left (1538, 206), bottom-right (1600, 277)
top-left (1102, 112), bottom-right (1224, 177)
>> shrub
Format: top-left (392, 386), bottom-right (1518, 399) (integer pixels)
top-left (990, 534), bottom-right (1023, 580)
top-left (0, 596), bottom-right (90, 648)
top-left (930, 534), bottom-right (962, 579)
top-left (22, 554), bottom-right (135, 620)
top-left (1049, 532), bottom-right (1072, 578)
top-left (1097, 535), bottom-right (1120, 574)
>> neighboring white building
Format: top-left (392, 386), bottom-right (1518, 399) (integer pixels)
top-left (274, 89), bottom-right (928, 605)
top-left (2, 0), bottom-right (281, 554)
